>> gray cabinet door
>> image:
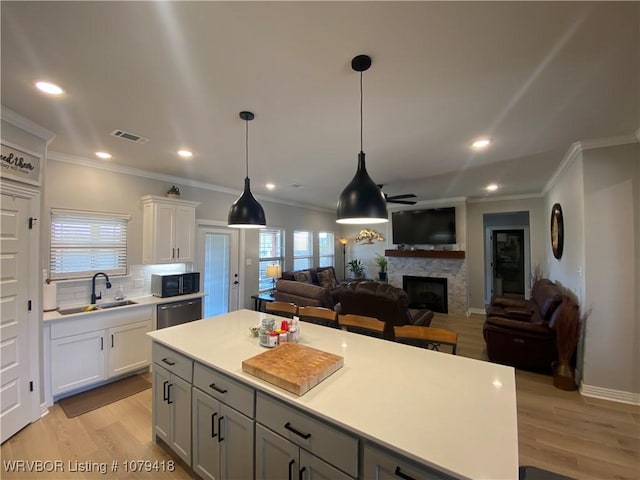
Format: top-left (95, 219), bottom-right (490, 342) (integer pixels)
top-left (363, 444), bottom-right (452, 480)
top-left (192, 388), bottom-right (221, 480)
top-left (220, 403), bottom-right (254, 480)
top-left (299, 449), bottom-right (352, 480)
top-left (255, 423), bottom-right (298, 480)
top-left (152, 365), bottom-right (171, 444)
top-left (169, 373), bottom-right (192, 465)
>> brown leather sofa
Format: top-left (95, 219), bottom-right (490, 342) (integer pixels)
top-left (274, 279), bottom-right (337, 309)
top-left (274, 267), bottom-right (343, 308)
top-left (336, 281), bottom-right (434, 339)
top-left (483, 279), bottom-right (579, 372)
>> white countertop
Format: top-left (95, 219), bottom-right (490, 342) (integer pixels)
top-left (148, 309), bottom-right (518, 480)
top-left (43, 293), bottom-right (205, 322)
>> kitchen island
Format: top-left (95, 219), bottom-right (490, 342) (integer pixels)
top-left (148, 309), bottom-right (518, 479)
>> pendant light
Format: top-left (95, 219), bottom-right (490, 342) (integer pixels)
top-left (227, 111), bottom-right (266, 228)
top-left (336, 54), bottom-right (388, 225)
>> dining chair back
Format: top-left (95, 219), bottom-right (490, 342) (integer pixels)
top-left (298, 306), bottom-right (339, 328)
top-left (338, 314), bottom-right (385, 339)
top-left (264, 301), bottom-right (298, 319)
top-left (393, 325), bottom-right (458, 354)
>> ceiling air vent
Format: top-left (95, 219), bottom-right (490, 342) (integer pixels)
top-left (110, 129), bottom-right (149, 144)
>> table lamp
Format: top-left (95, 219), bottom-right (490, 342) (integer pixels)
top-left (265, 264), bottom-right (282, 297)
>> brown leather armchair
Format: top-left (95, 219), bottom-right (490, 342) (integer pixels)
top-left (483, 279), bottom-right (579, 373)
top-left (336, 281), bottom-right (434, 339)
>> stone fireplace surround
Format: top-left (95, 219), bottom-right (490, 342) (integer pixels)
top-left (386, 250), bottom-right (468, 316)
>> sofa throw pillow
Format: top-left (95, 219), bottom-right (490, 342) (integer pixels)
top-left (318, 268), bottom-right (337, 289)
top-left (293, 270), bottom-right (313, 284)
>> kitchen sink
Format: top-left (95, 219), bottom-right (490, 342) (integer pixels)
top-left (58, 300), bottom-right (138, 315)
top-left (99, 300), bottom-right (138, 309)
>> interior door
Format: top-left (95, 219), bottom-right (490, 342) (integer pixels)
top-left (0, 193), bottom-right (34, 442)
top-left (492, 229), bottom-right (525, 296)
top-left (197, 227), bottom-right (240, 317)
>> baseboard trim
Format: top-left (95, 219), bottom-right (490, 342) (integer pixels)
top-left (467, 307), bottom-right (486, 316)
top-left (40, 403), bottom-right (49, 418)
top-left (580, 384), bottom-right (640, 405)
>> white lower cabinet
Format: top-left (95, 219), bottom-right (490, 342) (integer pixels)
top-left (256, 423), bottom-right (352, 480)
top-left (50, 307), bottom-right (153, 399)
top-left (108, 320), bottom-right (152, 377)
top-left (363, 444), bottom-right (453, 480)
top-left (51, 330), bottom-right (106, 395)
top-left (192, 388), bottom-right (254, 480)
top-left (152, 364), bottom-right (192, 465)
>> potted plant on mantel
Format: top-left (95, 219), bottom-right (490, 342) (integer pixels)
top-left (347, 259), bottom-right (365, 279)
top-left (374, 253), bottom-right (388, 282)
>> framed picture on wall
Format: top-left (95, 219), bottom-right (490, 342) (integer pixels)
top-left (0, 140), bottom-right (42, 186)
top-left (550, 203), bottom-right (564, 260)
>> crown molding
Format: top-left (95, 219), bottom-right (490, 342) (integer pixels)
top-left (47, 151), bottom-right (334, 214)
top-left (467, 192), bottom-right (543, 204)
top-left (1, 106), bottom-right (56, 144)
top-left (579, 133), bottom-right (639, 151)
top-left (543, 132), bottom-right (639, 195)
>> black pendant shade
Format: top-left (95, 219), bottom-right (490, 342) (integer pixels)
top-left (228, 111), bottom-right (266, 228)
top-left (336, 54), bottom-right (388, 225)
top-left (336, 152), bottom-right (388, 224)
top-left (227, 177), bottom-right (266, 228)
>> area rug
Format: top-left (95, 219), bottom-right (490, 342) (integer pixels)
top-left (59, 374), bottom-right (151, 418)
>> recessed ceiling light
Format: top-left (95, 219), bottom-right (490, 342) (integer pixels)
top-left (177, 150), bottom-right (193, 158)
top-left (95, 151), bottom-right (112, 159)
top-left (471, 138), bottom-right (492, 150)
top-left (35, 81), bottom-right (64, 95)
top-left (486, 184), bottom-right (499, 192)
top-left (265, 183), bottom-right (275, 190)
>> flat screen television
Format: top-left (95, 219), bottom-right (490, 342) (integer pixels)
top-left (392, 207), bottom-right (456, 245)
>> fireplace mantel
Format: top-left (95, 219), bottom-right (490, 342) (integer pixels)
top-left (385, 249), bottom-right (465, 259)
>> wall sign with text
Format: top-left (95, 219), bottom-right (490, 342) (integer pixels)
top-left (0, 140), bottom-right (42, 186)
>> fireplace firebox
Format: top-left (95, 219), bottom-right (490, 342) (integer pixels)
top-left (403, 276), bottom-right (448, 313)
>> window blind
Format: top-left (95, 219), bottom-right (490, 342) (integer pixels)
top-left (50, 210), bottom-right (129, 279)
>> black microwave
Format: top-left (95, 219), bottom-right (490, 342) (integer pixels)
top-left (151, 272), bottom-right (200, 298)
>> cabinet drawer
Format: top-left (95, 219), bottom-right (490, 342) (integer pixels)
top-left (152, 343), bottom-right (193, 382)
top-left (256, 392), bottom-right (358, 478)
top-left (363, 443), bottom-right (453, 480)
top-left (193, 362), bottom-right (255, 418)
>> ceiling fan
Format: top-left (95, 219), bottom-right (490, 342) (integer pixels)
top-left (377, 184), bottom-right (417, 205)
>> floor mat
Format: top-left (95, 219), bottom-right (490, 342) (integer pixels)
top-left (58, 374), bottom-right (151, 418)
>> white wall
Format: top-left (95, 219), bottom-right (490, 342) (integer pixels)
top-left (581, 144), bottom-right (639, 398)
top-left (544, 156), bottom-right (586, 301)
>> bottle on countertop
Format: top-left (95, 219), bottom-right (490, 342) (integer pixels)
top-left (290, 316), bottom-right (300, 343)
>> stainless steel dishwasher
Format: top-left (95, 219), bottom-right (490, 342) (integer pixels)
top-left (157, 297), bottom-right (203, 329)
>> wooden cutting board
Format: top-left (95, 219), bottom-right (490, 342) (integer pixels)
top-left (242, 343), bottom-right (344, 396)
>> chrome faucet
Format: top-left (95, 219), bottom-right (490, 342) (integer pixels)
top-left (91, 272), bottom-right (112, 304)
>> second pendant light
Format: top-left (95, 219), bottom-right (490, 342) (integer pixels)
top-left (336, 54), bottom-right (388, 225)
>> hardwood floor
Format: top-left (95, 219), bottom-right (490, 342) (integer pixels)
top-left (2, 313), bottom-right (638, 479)
top-left (431, 313), bottom-right (640, 480)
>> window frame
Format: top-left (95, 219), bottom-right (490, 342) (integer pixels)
top-left (49, 208), bottom-right (130, 280)
top-left (293, 229), bottom-right (313, 271)
top-left (258, 227), bottom-right (285, 293)
top-left (318, 231), bottom-right (335, 267)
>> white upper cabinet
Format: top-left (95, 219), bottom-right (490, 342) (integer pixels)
top-left (142, 195), bottom-right (199, 264)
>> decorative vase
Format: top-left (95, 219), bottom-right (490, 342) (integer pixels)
top-left (378, 272), bottom-right (387, 282)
